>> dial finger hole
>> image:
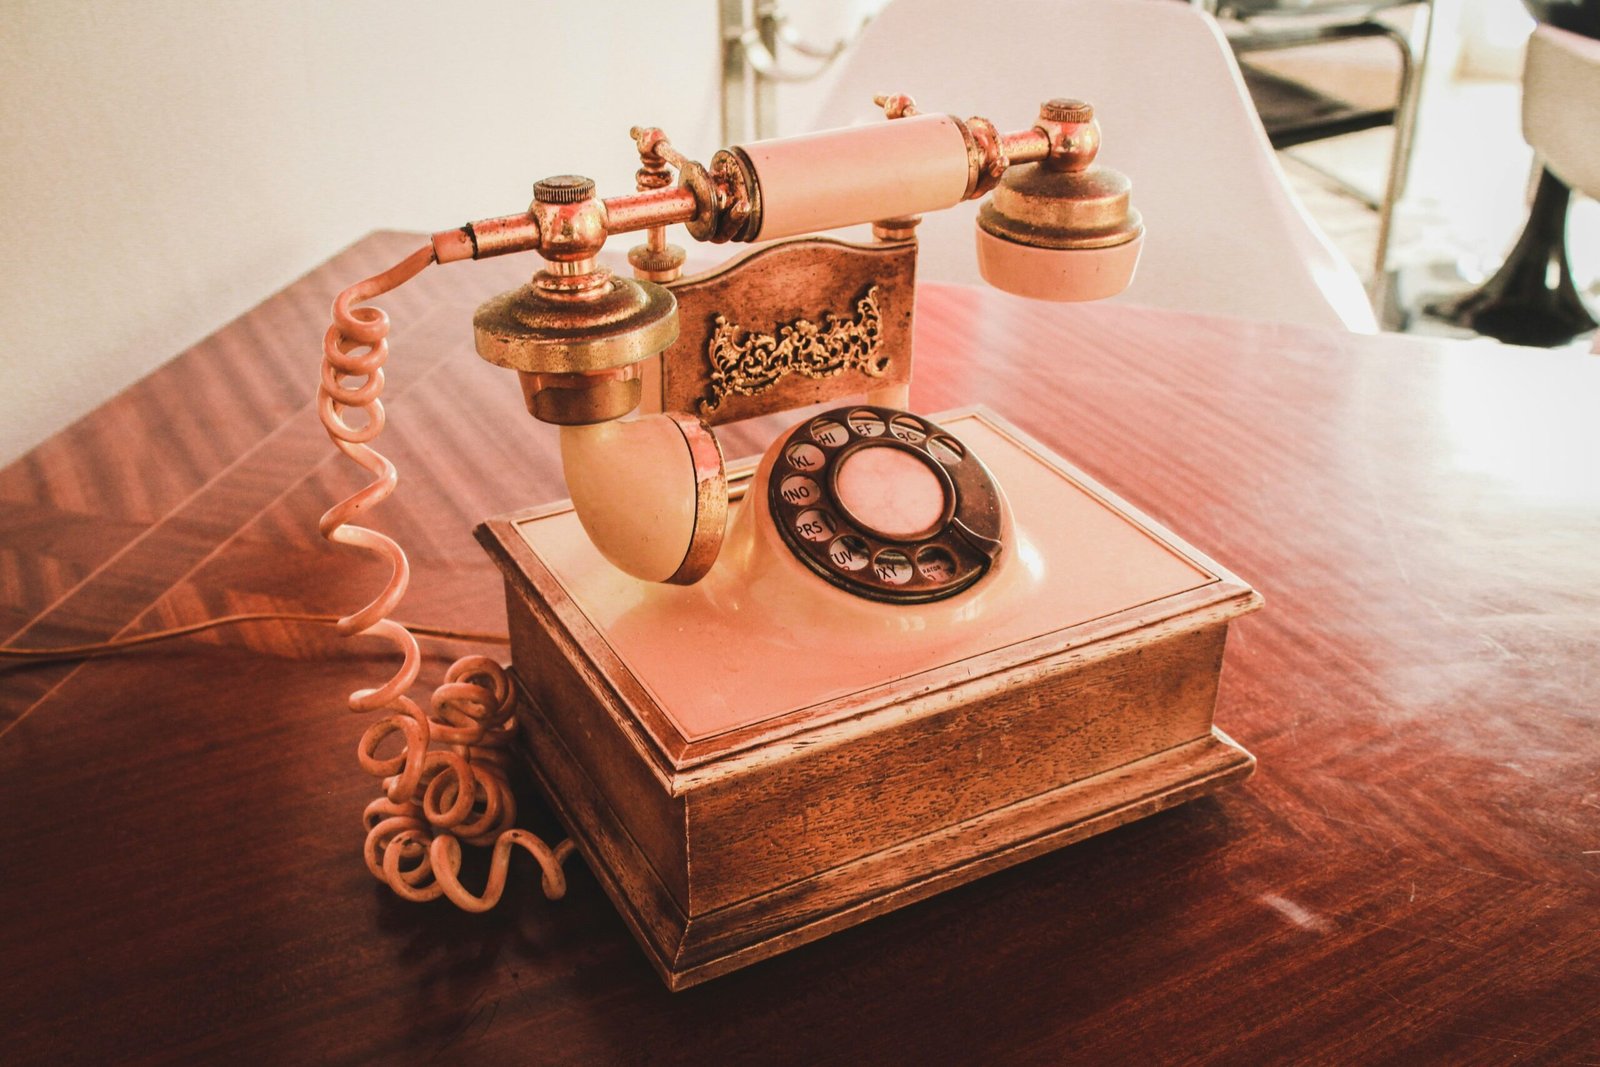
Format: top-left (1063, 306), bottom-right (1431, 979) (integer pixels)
top-left (928, 435), bottom-right (965, 465)
top-left (889, 415), bottom-right (926, 443)
top-left (809, 418), bottom-right (849, 448)
top-left (784, 442), bottom-right (825, 472)
top-left (828, 535), bottom-right (870, 571)
top-left (915, 545), bottom-right (959, 583)
top-left (872, 549), bottom-right (914, 585)
top-left (848, 410), bottom-right (887, 437)
top-left (794, 508), bottom-right (836, 542)
top-left (778, 474), bottom-right (820, 507)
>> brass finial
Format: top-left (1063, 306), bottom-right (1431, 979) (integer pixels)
top-left (873, 93), bottom-right (919, 119)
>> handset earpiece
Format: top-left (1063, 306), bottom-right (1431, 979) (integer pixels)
top-left (974, 100), bottom-right (1144, 302)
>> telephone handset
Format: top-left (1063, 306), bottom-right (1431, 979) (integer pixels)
top-left (320, 92), bottom-right (1255, 987)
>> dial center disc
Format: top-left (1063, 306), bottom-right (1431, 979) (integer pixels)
top-left (833, 444), bottom-right (947, 540)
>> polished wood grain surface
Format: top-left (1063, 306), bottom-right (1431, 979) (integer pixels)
top-left (2, 231), bottom-right (1597, 1064)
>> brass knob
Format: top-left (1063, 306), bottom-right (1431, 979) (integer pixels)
top-left (1035, 99), bottom-right (1102, 174)
top-left (533, 175), bottom-right (596, 204)
top-left (1040, 99), bottom-right (1093, 124)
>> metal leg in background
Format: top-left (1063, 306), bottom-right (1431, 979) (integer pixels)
top-left (1369, 21), bottom-right (1418, 281)
top-left (1423, 167), bottom-right (1598, 347)
top-left (1369, 2), bottom-right (1437, 327)
top-left (1225, 3), bottom-right (1435, 327)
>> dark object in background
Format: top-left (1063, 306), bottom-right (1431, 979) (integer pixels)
top-left (1522, 0), bottom-right (1600, 39)
top-left (1424, 0), bottom-right (1600, 346)
top-left (1425, 168), bottom-right (1598, 346)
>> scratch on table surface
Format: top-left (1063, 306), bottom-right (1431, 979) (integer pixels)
top-left (431, 993), bottom-right (499, 1061)
top-left (1408, 881), bottom-right (1416, 903)
top-left (1376, 985), bottom-right (1529, 1028)
top-left (1364, 484), bottom-right (1413, 587)
top-left (1437, 1029), bottom-right (1580, 1055)
top-left (1376, 984), bottom-right (1441, 1017)
top-left (1352, 915), bottom-right (1475, 950)
top-left (1453, 862), bottom-right (1535, 885)
top-left (1317, 808), bottom-right (1399, 842)
top-left (1258, 894), bottom-right (1335, 933)
top-left (1478, 633), bottom-right (1519, 660)
top-left (1372, 984), bottom-right (1564, 1053)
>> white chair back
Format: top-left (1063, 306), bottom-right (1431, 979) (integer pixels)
top-left (810, 0), bottom-right (1378, 331)
top-left (1524, 24), bottom-right (1600, 203)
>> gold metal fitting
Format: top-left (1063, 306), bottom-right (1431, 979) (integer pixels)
top-left (530, 175), bottom-right (609, 267)
top-left (629, 128), bottom-right (676, 190)
top-left (516, 367), bottom-right (645, 425)
top-left (872, 216), bottom-right (921, 241)
top-left (630, 125), bottom-right (726, 244)
top-left (977, 99), bottom-right (1140, 251)
top-left (1040, 99), bottom-right (1094, 124)
top-left (1033, 99), bottom-right (1102, 172)
top-left (533, 174), bottom-right (595, 204)
top-left (960, 115), bottom-right (1009, 198)
top-left (873, 93), bottom-right (919, 119)
top-left (473, 274), bottom-right (679, 423)
top-left (662, 411), bottom-right (727, 585)
top-left (676, 159), bottom-right (722, 242)
top-left (628, 244), bottom-right (688, 282)
top-left (628, 126), bottom-right (688, 283)
top-left (474, 276), bottom-right (678, 373)
top-left (978, 164), bottom-right (1141, 250)
top-left (703, 149), bottom-right (760, 243)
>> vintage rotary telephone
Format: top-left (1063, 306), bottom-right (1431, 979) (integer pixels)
top-left (319, 93), bottom-right (1251, 988)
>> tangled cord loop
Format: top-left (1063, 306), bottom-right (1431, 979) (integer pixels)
top-left (320, 247), bottom-right (574, 910)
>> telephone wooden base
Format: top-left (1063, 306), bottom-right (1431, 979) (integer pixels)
top-left (477, 409), bottom-right (1260, 990)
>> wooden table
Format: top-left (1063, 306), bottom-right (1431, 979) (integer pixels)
top-left (3, 232), bottom-right (1597, 1064)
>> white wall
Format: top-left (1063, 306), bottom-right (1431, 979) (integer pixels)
top-left (1454, 0), bottom-right (1536, 80)
top-left (758, 0), bottom-right (892, 137)
top-left (0, 0), bottom-right (721, 465)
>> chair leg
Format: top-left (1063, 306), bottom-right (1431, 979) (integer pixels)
top-left (1424, 167), bottom-right (1598, 347)
top-left (1369, 20), bottom-right (1419, 285)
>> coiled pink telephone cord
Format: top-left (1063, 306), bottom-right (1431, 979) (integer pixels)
top-left (318, 245), bottom-right (575, 910)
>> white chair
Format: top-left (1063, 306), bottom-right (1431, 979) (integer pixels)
top-left (808, 0), bottom-right (1379, 332)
